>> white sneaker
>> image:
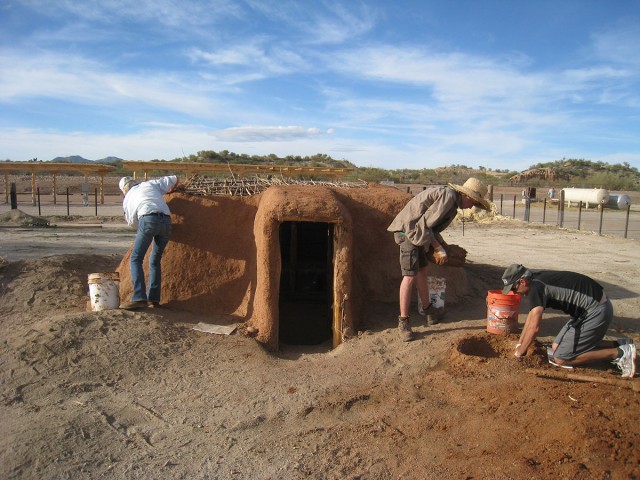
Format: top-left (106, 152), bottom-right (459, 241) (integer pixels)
top-left (612, 343), bottom-right (636, 378)
top-left (547, 346), bottom-right (573, 370)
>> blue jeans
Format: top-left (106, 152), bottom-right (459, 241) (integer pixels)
top-left (130, 214), bottom-right (172, 302)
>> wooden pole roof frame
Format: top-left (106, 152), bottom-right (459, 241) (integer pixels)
top-left (0, 161), bottom-right (115, 175)
top-left (0, 162), bottom-right (115, 205)
top-left (121, 161), bottom-right (355, 180)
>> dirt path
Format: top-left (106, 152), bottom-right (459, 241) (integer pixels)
top-left (0, 217), bottom-right (639, 479)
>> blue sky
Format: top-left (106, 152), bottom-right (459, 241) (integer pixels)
top-left (1, 0), bottom-right (639, 171)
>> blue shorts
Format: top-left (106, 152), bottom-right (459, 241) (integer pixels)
top-left (393, 232), bottom-right (427, 276)
top-left (553, 299), bottom-right (613, 360)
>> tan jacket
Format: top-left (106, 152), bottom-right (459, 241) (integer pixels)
top-left (387, 186), bottom-right (461, 246)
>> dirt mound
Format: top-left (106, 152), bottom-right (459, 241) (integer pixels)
top-left (451, 332), bottom-right (557, 373)
top-left (0, 254), bottom-right (121, 318)
top-left (0, 209), bottom-right (50, 227)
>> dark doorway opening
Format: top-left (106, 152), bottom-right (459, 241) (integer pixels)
top-left (279, 221), bottom-right (334, 345)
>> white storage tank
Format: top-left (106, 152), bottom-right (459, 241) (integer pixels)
top-left (562, 188), bottom-right (609, 208)
top-left (607, 193), bottom-right (632, 209)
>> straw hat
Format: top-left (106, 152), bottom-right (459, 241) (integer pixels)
top-left (448, 177), bottom-right (490, 210)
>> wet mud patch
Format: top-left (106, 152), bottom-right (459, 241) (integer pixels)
top-left (449, 333), bottom-right (546, 375)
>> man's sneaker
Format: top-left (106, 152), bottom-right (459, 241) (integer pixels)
top-left (148, 301), bottom-right (163, 308)
top-left (120, 300), bottom-right (148, 311)
top-left (612, 343), bottom-right (636, 378)
top-left (398, 316), bottom-right (415, 342)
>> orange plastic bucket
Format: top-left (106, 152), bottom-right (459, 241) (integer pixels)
top-left (486, 290), bottom-right (520, 334)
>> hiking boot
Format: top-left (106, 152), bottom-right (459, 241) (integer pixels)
top-left (612, 343), bottom-right (636, 378)
top-left (398, 316), bottom-right (415, 342)
top-left (148, 301), bottom-right (163, 308)
top-left (120, 300), bottom-right (148, 311)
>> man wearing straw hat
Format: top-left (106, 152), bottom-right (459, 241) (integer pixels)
top-left (502, 264), bottom-right (636, 377)
top-left (388, 178), bottom-right (491, 341)
top-left (118, 175), bottom-right (180, 310)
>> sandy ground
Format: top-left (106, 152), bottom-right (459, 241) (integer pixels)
top-left (1, 209), bottom-right (639, 479)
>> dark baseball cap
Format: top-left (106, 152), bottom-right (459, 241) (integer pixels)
top-left (502, 264), bottom-right (529, 294)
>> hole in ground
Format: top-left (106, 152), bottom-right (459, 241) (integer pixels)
top-left (457, 335), bottom-right (500, 359)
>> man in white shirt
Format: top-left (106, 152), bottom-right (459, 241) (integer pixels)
top-left (119, 175), bottom-right (179, 310)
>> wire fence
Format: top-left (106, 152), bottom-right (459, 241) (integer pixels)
top-left (1, 188), bottom-right (124, 220)
top-left (493, 193), bottom-right (639, 240)
top-left (2, 182), bottom-right (640, 241)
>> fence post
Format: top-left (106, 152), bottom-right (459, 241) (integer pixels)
top-left (598, 205), bottom-right (604, 235)
top-left (557, 190), bottom-right (565, 227)
top-left (94, 188), bottom-right (98, 216)
top-left (500, 194), bottom-right (503, 215)
top-left (37, 187), bottom-right (41, 216)
top-left (512, 195), bottom-right (516, 219)
top-left (66, 187), bottom-right (70, 216)
top-left (524, 198), bottom-right (530, 222)
top-left (624, 205), bottom-right (630, 239)
top-left (577, 201), bottom-right (582, 230)
top-left (542, 198), bottom-right (547, 224)
top-left (10, 182), bottom-right (17, 210)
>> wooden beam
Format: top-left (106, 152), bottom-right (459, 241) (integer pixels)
top-left (0, 162), bottom-right (115, 175)
top-left (0, 162), bottom-right (116, 203)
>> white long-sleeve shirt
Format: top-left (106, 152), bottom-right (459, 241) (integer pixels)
top-left (122, 175), bottom-right (177, 227)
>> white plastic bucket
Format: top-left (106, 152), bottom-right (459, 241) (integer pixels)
top-left (88, 272), bottom-right (120, 311)
top-left (418, 276), bottom-right (446, 312)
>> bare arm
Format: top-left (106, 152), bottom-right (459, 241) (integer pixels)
top-left (516, 306), bottom-right (543, 357)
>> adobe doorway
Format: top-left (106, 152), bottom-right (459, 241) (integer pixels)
top-left (279, 221), bottom-right (334, 346)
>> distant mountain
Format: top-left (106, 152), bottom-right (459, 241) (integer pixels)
top-left (95, 156), bottom-right (123, 165)
top-left (50, 155), bottom-right (92, 163)
top-left (50, 155), bottom-right (123, 164)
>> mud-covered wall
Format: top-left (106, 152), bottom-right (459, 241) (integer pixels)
top-left (117, 184), bottom-right (469, 334)
top-left (117, 193), bottom-right (261, 319)
top-left (333, 184), bottom-right (469, 305)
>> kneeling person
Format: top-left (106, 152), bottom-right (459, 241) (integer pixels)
top-left (502, 264), bottom-right (636, 377)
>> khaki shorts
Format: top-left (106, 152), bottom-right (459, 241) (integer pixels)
top-left (394, 232), bottom-right (427, 276)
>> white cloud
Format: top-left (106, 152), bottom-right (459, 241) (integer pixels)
top-left (211, 126), bottom-right (334, 142)
top-left (0, 125), bottom-right (213, 161)
top-left (244, 0), bottom-right (376, 45)
top-left (190, 42), bottom-right (309, 79)
top-left (592, 26), bottom-right (640, 68)
top-left (0, 50), bottom-right (221, 116)
top-left (14, 0), bottom-right (243, 29)
top-left (303, 3), bottom-right (376, 45)
top-left (327, 46), bottom-right (537, 101)
top-left (2, 2), bottom-right (638, 171)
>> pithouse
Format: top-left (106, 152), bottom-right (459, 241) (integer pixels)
top-left (117, 182), bottom-right (470, 350)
